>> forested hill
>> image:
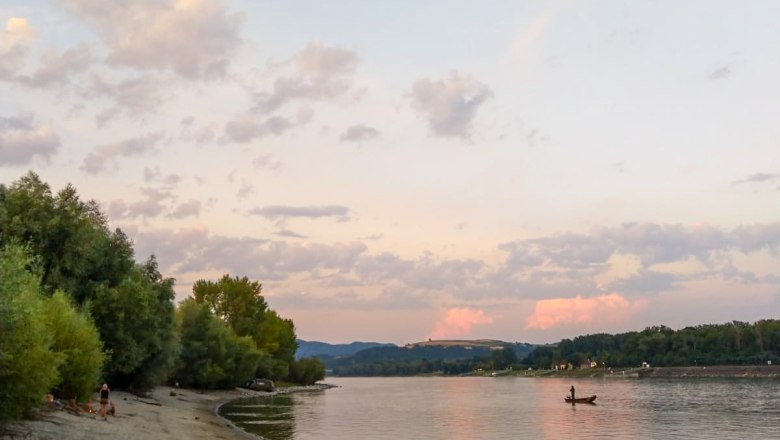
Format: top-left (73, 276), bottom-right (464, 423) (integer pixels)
top-left (296, 340), bottom-right (396, 359)
top-left (321, 340), bottom-right (536, 376)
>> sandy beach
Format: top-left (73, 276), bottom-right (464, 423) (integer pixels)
top-left (1, 386), bottom-right (269, 440)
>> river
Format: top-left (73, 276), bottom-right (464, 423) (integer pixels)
top-left (219, 376), bottom-right (780, 439)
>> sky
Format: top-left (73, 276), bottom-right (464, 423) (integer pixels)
top-left (1, 0), bottom-right (778, 345)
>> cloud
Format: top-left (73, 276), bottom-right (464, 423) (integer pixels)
top-left (17, 43), bottom-right (93, 87)
top-left (249, 205), bottom-right (350, 222)
top-left (81, 132), bottom-right (164, 173)
top-left (169, 200), bottom-right (201, 218)
top-left (236, 182), bottom-right (254, 200)
top-left (0, 114), bottom-right (61, 165)
top-left (223, 114), bottom-right (295, 143)
top-left (60, 0), bottom-right (243, 79)
top-left (0, 17), bottom-right (36, 80)
top-left (110, 186), bottom-right (176, 219)
top-left (252, 42), bottom-right (359, 113)
top-left (732, 172), bottom-right (780, 185)
top-left (252, 154), bottom-right (282, 171)
top-left (339, 124), bottom-right (380, 142)
top-left (708, 65), bottom-right (731, 80)
top-left (82, 74), bottom-right (167, 124)
top-left (428, 307), bottom-right (494, 340)
top-left (143, 166), bottom-right (181, 186)
top-left (525, 294), bottom-right (647, 330)
top-left (131, 226), bottom-right (368, 280)
top-left (275, 229), bottom-right (307, 239)
top-left (410, 71), bottom-right (493, 139)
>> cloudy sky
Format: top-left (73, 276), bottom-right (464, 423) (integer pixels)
top-left (1, 0), bottom-right (779, 345)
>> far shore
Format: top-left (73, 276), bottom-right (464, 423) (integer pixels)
top-left (1, 384), bottom-right (335, 440)
top-left (509, 364), bottom-right (780, 379)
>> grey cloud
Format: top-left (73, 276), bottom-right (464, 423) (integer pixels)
top-left (250, 205), bottom-right (350, 222)
top-left (339, 124), bottom-right (380, 142)
top-left (609, 269), bottom-right (685, 294)
top-left (111, 186), bottom-right (176, 219)
top-left (0, 114), bottom-right (61, 165)
top-left (708, 65), bottom-right (731, 80)
top-left (275, 229), bottom-right (308, 239)
top-left (223, 115), bottom-right (294, 143)
top-left (732, 172), bottom-right (780, 185)
top-left (732, 223), bottom-right (780, 253)
top-left (143, 166), bottom-right (181, 186)
top-left (401, 258), bottom-right (485, 290)
top-left (131, 227), bottom-right (367, 280)
top-left (252, 42), bottom-right (359, 113)
top-left (60, 0), bottom-right (243, 79)
top-left (237, 182), bottom-right (254, 200)
top-left (82, 74), bottom-right (166, 124)
top-left (17, 44), bottom-right (93, 87)
top-left (410, 71), bottom-right (493, 139)
top-left (252, 154), bottom-right (282, 171)
top-left (81, 132), bottom-right (163, 174)
top-left (354, 252), bottom-right (416, 284)
top-left (169, 200), bottom-right (201, 219)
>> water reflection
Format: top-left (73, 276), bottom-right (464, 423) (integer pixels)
top-left (221, 395), bottom-right (295, 440)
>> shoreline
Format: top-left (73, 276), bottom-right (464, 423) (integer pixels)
top-left (1, 385), bottom-right (333, 440)
top-left (511, 364), bottom-right (780, 379)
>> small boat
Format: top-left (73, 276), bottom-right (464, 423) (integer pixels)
top-left (565, 395), bottom-right (597, 404)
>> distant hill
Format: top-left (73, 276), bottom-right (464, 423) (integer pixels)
top-left (296, 339), bottom-right (396, 359)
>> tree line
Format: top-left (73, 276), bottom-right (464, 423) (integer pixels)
top-left (522, 322), bottom-right (780, 370)
top-left (0, 172), bottom-right (324, 422)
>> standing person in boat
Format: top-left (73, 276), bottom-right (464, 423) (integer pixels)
top-left (98, 383), bottom-right (110, 419)
top-left (570, 385), bottom-right (575, 400)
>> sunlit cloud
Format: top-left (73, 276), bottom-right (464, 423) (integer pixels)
top-left (428, 307), bottom-right (494, 340)
top-left (525, 293), bottom-right (647, 330)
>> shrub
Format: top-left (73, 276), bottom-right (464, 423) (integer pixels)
top-left (42, 291), bottom-right (105, 402)
top-left (0, 245), bottom-right (61, 421)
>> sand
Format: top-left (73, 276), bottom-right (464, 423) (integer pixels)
top-left (1, 386), bottom-right (269, 440)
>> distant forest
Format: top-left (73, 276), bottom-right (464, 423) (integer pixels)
top-left (524, 321), bottom-right (780, 370)
top-left (321, 321), bottom-right (779, 377)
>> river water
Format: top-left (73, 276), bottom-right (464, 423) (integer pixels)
top-left (219, 376), bottom-right (780, 439)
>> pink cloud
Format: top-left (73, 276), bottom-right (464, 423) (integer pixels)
top-left (428, 307), bottom-right (494, 340)
top-left (525, 293), bottom-right (647, 330)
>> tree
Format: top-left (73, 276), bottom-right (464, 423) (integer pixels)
top-left (289, 357), bottom-right (326, 385)
top-left (174, 299), bottom-right (262, 389)
top-left (0, 245), bottom-right (61, 421)
top-left (91, 258), bottom-right (178, 390)
top-left (192, 275), bottom-right (299, 381)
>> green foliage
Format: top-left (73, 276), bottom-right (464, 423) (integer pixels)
top-left (288, 357), bottom-right (326, 385)
top-left (193, 275), bottom-right (268, 336)
top-left (90, 258), bottom-right (178, 390)
top-left (42, 291), bottom-right (105, 401)
top-left (0, 172), bottom-right (134, 303)
top-left (0, 245), bottom-right (61, 421)
top-left (174, 299), bottom-right (262, 389)
top-left (192, 275), bottom-right (298, 381)
top-left (522, 321), bottom-right (780, 368)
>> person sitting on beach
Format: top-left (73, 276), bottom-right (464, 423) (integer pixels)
top-left (98, 383), bottom-right (111, 419)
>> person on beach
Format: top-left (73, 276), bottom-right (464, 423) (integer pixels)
top-left (570, 385), bottom-right (575, 400)
top-left (98, 383), bottom-right (110, 419)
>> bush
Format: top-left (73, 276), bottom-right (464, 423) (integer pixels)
top-left (0, 245), bottom-right (61, 421)
top-left (288, 357), bottom-right (326, 385)
top-left (42, 291), bottom-right (105, 402)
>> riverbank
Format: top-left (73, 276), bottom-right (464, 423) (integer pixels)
top-left (512, 364), bottom-right (780, 379)
top-left (1, 384), bottom-right (335, 440)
